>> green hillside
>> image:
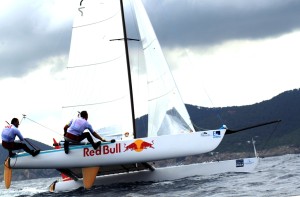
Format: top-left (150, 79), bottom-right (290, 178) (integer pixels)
top-left (187, 88), bottom-right (300, 154)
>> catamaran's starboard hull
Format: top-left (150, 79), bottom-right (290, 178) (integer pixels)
top-left (9, 130), bottom-right (226, 169)
top-left (50, 157), bottom-right (259, 192)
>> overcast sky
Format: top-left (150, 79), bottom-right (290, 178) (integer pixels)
top-left (1, 0), bottom-right (300, 145)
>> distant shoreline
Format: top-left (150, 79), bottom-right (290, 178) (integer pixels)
top-left (154, 145), bottom-right (300, 167)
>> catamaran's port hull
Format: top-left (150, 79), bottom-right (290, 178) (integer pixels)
top-left (50, 157), bottom-right (259, 192)
top-left (9, 130), bottom-right (226, 169)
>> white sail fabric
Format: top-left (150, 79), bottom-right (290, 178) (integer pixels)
top-left (131, 0), bottom-right (195, 136)
top-left (63, 0), bottom-right (133, 139)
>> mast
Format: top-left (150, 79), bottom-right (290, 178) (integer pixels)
top-left (119, 0), bottom-right (137, 138)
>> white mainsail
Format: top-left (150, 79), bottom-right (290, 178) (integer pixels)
top-left (63, 0), bottom-right (134, 139)
top-left (131, 0), bottom-right (195, 136)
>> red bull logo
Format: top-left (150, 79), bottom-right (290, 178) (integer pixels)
top-left (82, 140), bottom-right (155, 157)
top-left (124, 139), bottom-right (154, 152)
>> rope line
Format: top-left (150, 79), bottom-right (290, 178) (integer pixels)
top-left (259, 121), bottom-right (281, 156)
top-left (22, 115), bottom-right (63, 137)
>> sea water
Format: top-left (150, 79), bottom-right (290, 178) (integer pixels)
top-left (1, 154), bottom-right (300, 197)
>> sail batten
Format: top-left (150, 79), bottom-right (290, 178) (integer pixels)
top-left (67, 54), bottom-right (125, 68)
top-left (142, 39), bottom-right (157, 50)
top-left (62, 95), bottom-right (127, 109)
top-left (73, 11), bottom-right (120, 28)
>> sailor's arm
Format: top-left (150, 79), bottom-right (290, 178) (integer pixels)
top-left (63, 125), bottom-right (69, 135)
top-left (63, 120), bottom-right (72, 135)
top-left (13, 128), bottom-right (24, 141)
top-left (92, 131), bottom-right (107, 142)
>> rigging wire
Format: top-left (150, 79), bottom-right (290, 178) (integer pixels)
top-left (258, 121), bottom-right (281, 157)
top-left (184, 49), bottom-right (224, 128)
top-left (21, 114), bottom-right (63, 137)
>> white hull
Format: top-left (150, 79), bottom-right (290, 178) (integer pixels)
top-left (51, 157), bottom-right (259, 192)
top-left (9, 130), bottom-right (226, 169)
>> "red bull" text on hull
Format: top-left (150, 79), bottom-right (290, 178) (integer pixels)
top-left (83, 143), bottom-right (121, 157)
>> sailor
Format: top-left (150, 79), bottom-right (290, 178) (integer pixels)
top-left (1, 118), bottom-right (40, 157)
top-left (63, 111), bottom-right (106, 154)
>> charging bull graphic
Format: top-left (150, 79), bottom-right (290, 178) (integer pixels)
top-left (124, 139), bottom-right (155, 152)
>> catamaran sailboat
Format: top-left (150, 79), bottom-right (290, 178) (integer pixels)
top-left (3, 0), bottom-right (278, 191)
top-left (48, 138), bottom-right (259, 192)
